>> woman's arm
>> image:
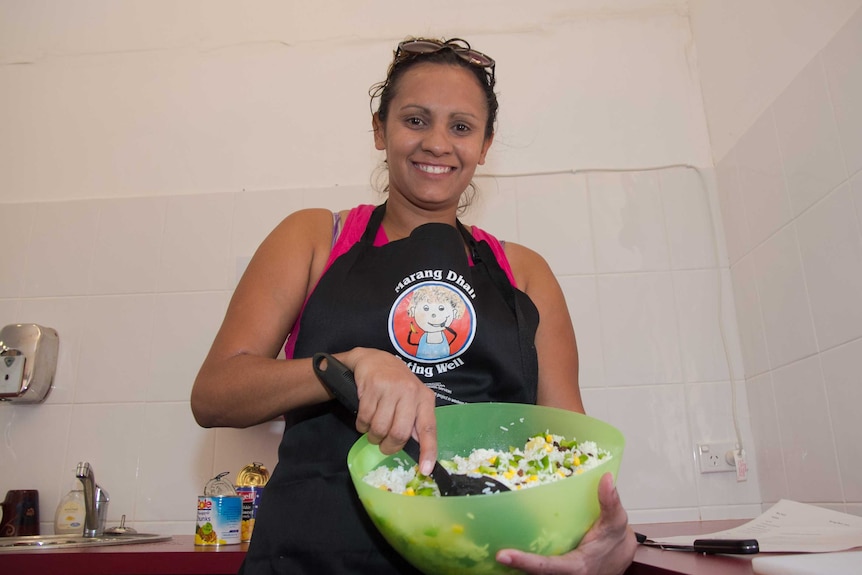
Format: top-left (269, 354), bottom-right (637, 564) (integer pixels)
top-left (190, 208), bottom-right (337, 428)
top-left (190, 208), bottom-right (439, 469)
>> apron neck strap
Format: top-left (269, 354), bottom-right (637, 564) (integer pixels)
top-left (360, 203), bottom-right (388, 244)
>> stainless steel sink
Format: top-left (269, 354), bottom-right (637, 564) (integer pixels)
top-left (0, 532), bottom-right (172, 552)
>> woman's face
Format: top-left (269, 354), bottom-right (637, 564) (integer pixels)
top-left (373, 63), bottom-right (494, 211)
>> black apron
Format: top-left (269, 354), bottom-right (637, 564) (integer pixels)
top-left (240, 204), bottom-right (539, 575)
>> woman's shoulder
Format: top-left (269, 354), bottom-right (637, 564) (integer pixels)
top-left (269, 206), bottom-right (366, 237)
top-left (497, 240), bottom-right (554, 293)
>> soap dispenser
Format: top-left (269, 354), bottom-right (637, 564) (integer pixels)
top-left (54, 481), bottom-right (86, 535)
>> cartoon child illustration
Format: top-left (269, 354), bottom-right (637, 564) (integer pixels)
top-left (406, 284), bottom-right (466, 360)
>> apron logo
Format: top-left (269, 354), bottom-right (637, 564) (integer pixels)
top-left (388, 281), bottom-right (476, 365)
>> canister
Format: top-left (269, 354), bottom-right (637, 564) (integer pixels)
top-left (235, 462), bottom-right (269, 543)
top-left (195, 472), bottom-right (241, 546)
top-left (195, 496), bottom-right (241, 545)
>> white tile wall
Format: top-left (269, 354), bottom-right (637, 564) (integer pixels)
top-left (23, 201), bottom-right (100, 297)
top-left (598, 272), bottom-right (683, 386)
top-left (0, 203), bottom-right (33, 298)
top-left (853, 172), bottom-right (862, 223)
top-left (822, 7), bottom-right (862, 178)
top-left (752, 225), bottom-right (818, 369)
top-left (717, 3), bottom-right (862, 514)
top-left (659, 167), bottom-right (719, 270)
top-left (772, 57), bottom-right (847, 217)
top-left (589, 172), bottom-right (670, 274)
top-left (672, 270), bottom-right (737, 383)
top-left (684, 381), bottom-right (760, 509)
top-left (557, 276), bottom-right (605, 389)
top-left (76, 295), bottom-right (156, 404)
top-left (795, 184), bottom-right (862, 350)
top-left (515, 174), bottom-right (595, 276)
top-left (89, 197), bottom-right (167, 295)
top-left (607, 384), bottom-right (698, 511)
top-left (729, 255), bottom-right (770, 378)
top-left (771, 357), bottom-right (843, 502)
top-left (147, 292), bottom-right (230, 402)
top-left (744, 372), bottom-right (788, 504)
top-left (158, 193), bottom-right (235, 293)
top-left (715, 150), bottom-right (752, 265)
top-left (735, 110), bottom-right (794, 248)
top-left (820, 339), bottom-right (862, 501)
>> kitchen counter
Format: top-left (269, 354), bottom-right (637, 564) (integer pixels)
top-left (1, 519), bottom-right (839, 575)
top-left (0, 535), bottom-right (248, 575)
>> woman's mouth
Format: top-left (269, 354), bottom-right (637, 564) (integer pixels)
top-left (414, 162), bottom-right (454, 175)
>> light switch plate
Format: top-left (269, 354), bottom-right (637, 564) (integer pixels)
top-left (0, 355), bottom-right (26, 395)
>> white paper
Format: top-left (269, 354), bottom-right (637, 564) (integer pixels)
top-left (650, 499), bottom-right (862, 553)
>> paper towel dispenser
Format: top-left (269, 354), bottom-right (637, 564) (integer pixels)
top-left (0, 324), bottom-right (58, 403)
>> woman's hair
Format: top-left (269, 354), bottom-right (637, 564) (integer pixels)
top-left (369, 37), bottom-right (498, 210)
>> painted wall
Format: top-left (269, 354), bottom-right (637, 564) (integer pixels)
top-left (1, 0), bottom-right (758, 536)
top-left (691, 2), bottom-right (862, 514)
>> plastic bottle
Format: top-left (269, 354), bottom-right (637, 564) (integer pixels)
top-left (54, 483), bottom-right (86, 535)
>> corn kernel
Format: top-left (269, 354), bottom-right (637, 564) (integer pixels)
top-left (572, 456), bottom-right (581, 466)
top-left (451, 524), bottom-right (464, 534)
top-left (545, 434), bottom-right (553, 443)
top-left (404, 488), bottom-right (416, 496)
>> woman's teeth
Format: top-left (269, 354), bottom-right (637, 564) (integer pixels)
top-left (416, 163), bottom-right (452, 174)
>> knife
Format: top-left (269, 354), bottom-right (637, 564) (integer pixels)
top-left (635, 532), bottom-right (759, 554)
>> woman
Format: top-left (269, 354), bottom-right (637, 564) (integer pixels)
top-left (192, 37), bottom-right (636, 574)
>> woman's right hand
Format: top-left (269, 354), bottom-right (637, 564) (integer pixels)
top-left (340, 347), bottom-right (438, 475)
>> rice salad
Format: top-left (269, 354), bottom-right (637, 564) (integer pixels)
top-left (363, 432), bottom-right (612, 496)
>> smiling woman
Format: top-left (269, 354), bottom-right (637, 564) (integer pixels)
top-left (190, 35), bottom-right (636, 575)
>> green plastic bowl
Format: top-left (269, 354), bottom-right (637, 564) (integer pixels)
top-left (347, 402), bottom-right (625, 575)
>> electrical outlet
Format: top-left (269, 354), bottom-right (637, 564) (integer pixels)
top-left (697, 443), bottom-right (737, 474)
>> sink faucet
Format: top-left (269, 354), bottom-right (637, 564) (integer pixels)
top-left (75, 461), bottom-right (110, 537)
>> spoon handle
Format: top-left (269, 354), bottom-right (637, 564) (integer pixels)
top-left (312, 353), bottom-right (359, 412)
top-left (312, 352), bottom-right (422, 466)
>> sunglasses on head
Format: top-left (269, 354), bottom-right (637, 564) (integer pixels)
top-left (395, 38), bottom-right (495, 83)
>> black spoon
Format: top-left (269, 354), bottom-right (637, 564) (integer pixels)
top-left (312, 352), bottom-right (510, 497)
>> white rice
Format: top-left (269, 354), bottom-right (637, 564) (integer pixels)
top-left (363, 432), bottom-right (612, 496)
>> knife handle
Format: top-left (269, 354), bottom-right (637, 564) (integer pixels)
top-left (692, 539), bottom-right (759, 554)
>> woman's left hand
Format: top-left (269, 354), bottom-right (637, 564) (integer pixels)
top-left (495, 473), bottom-right (636, 575)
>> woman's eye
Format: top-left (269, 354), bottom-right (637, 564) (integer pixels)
top-left (453, 123), bottom-right (471, 133)
top-left (406, 117), bottom-right (424, 127)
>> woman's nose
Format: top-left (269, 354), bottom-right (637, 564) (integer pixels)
top-left (422, 126), bottom-right (452, 155)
